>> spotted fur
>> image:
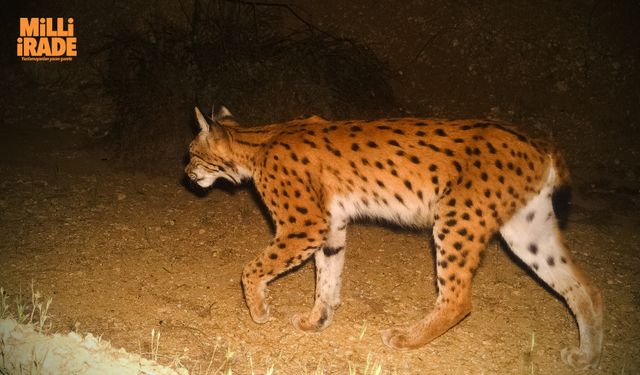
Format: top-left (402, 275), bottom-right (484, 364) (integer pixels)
top-left (185, 106), bottom-right (602, 369)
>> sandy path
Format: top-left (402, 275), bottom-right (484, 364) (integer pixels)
top-left (1, 123), bottom-right (638, 374)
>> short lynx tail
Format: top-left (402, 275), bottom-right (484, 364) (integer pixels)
top-left (551, 148), bottom-right (571, 188)
top-left (549, 148), bottom-right (572, 227)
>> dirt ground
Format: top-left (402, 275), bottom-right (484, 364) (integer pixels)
top-left (1, 111), bottom-right (639, 374)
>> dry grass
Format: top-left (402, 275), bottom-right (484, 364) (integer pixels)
top-left (1, 284), bottom-right (392, 375)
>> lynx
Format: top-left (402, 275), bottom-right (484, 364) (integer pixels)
top-left (185, 106), bottom-right (602, 369)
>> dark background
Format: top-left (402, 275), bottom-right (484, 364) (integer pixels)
top-left (1, 2), bottom-right (640, 372)
top-left (2, 0), bottom-right (639, 210)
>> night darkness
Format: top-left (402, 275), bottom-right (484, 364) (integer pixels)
top-left (1, 1), bottom-right (639, 374)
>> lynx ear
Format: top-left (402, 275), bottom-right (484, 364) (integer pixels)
top-left (208, 105), bottom-right (233, 122)
top-left (196, 106), bottom-right (229, 141)
top-left (195, 106), bottom-right (210, 133)
top-left (211, 105), bottom-right (237, 127)
top-left (217, 106), bottom-right (233, 119)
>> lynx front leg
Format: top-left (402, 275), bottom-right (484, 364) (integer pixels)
top-left (241, 222), bottom-right (328, 324)
top-left (292, 220), bottom-right (347, 331)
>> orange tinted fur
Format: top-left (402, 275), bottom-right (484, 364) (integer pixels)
top-left (186, 108), bottom-right (602, 369)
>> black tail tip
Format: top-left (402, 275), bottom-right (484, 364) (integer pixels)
top-left (552, 184), bottom-right (572, 229)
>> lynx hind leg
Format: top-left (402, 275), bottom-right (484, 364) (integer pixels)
top-left (500, 170), bottom-right (603, 369)
top-left (292, 219), bottom-right (346, 332)
top-left (382, 200), bottom-right (494, 349)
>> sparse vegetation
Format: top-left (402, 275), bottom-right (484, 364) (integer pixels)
top-left (1, 283), bottom-right (53, 374)
top-left (349, 353), bottom-right (387, 375)
top-left (1, 282), bottom-right (52, 333)
top-left (101, 0), bottom-right (394, 175)
top-left (1, 285), bottom-right (394, 375)
top-left (0, 284), bottom-right (186, 375)
top-left (2, 1), bottom-right (639, 373)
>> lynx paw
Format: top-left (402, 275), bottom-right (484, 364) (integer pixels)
top-left (380, 327), bottom-right (411, 349)
top-left (248, 303), bottom-right (270, 324)
top-left (291, 310), bottom-right (331, 332)
top-left (561, 346), bottom-right (600, 370)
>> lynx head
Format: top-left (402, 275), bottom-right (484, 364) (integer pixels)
top-left (185, 106), bottom-right (244, 188)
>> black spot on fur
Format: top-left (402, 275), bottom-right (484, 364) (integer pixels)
top-left (323, 246), bottom-right (344, 256)
top-left (394, 193), bottom-right (404, 204)
top-left (486, 142), bottom-right (497, 153)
